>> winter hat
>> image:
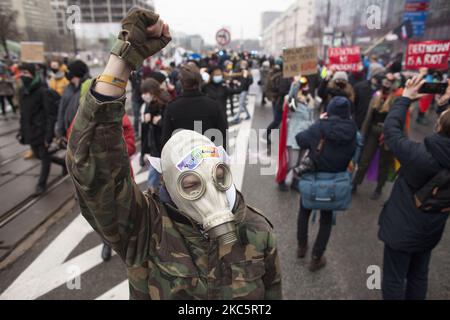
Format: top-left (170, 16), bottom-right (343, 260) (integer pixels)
top-left (332, 71), bottom-right (348, 82)
top-left (326, 96), bottom-right (351, 119)
top-left (149, 71), bottom-right (167, 84)
top-left (67, 60), bottom-right (89, 78)
top-left (18, 63), bottom-right (36, 77)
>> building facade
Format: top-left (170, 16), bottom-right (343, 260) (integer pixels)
top-left (261, 0), bottom-right (316, 56)
top-left (0, 0), bottom-right (74, 52)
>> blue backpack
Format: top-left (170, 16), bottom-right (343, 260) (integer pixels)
top-left (298, 132), bottom-right (363, 211)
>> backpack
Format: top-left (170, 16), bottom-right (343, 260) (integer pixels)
top-left (298, 130), bottom-right (360, 212)
top-left (414, 169), bottom-right (450, 214)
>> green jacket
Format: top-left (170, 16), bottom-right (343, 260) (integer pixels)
top-left (66, 82), bottom-right (282, 300)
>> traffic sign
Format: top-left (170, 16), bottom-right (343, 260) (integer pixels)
top-left (216, 28), bottom-right (231, 47)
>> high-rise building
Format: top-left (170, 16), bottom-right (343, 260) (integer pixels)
top-left (261, 0), bottom-right (316, 56)
top-left (69, 0), bottom-right (155, 23)
top-left (66, 0), bottom-right (155, 49)
top-left (0, 0), bottom-right (71, 52)
top-left (261, 11), bottom-right (282, 33)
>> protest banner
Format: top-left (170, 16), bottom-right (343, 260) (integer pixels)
top-left (405, 40), bottom-right (450, 70)
top-left (328, 46), bottom-right (362, 72)
top-left (20, 42), bottom-right (45, 64)
top-left (283, 46), bottom-right (318, 78)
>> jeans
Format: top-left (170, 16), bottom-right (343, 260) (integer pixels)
top-left (233, 91), bottom-right (250, 121)
top-left (382, 245), bottom-right (432, 300)
top-left (131, 100), bottom-right (142, 136)
top-left (31, 144), bottom-right (66, 188)
top-left (297, 201), bottom-right (333, 258)
top-left (147, 164), bottom-right (161, 190)
top-left (266, 99), bottom-right (283, 140)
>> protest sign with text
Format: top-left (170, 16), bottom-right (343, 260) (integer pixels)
top-left (328, 46), bottom-right (362, 72)
top-left (283, 46), bottom-right (318, 78)
top-left (405, 40), bottom-right (450, 70)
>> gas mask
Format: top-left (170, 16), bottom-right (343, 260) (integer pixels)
top-left (158, 130), bottom-right (238, 245)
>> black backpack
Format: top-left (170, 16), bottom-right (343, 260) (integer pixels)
top-left (414, 168), bottom-right (450, 214)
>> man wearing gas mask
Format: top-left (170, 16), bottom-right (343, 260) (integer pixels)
top-left (66, 7), bottom-right (281, 300)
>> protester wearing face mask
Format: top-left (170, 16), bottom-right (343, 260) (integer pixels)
top-left (66, 8), bottom-right (281, 299)
top-left (139, 78), bottom-right (171, 193)
top-left (231, 60), bottom-right (254, 124)
top-left (379, 76), bottom-right (450, 300)
top-left (318, 70), bottom-right (355, 112)
top-left (55, 60), bottom-right (90, 139)
top-left (48, 60), bottom-right (69, 97)
top-left (161, 63), bottom-right (228, 150)
top-left (17, 63), bottom-right (66, 196)
top-left (353, 74), bottom-right (399, 200)
top-left (203, 66), bottom-right (240, 121)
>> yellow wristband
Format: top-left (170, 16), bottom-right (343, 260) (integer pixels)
top-left (96, 74), bottom-right (127, 89)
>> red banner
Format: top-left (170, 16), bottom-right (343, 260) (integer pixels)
top-left (405, 40), bottom-right (450, 70)
top-left (328, 46), bottom-right (362, 72)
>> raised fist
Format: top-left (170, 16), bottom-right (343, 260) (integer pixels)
top-left (111, 7), bottom-right (172, 70)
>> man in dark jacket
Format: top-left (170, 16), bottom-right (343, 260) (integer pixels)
top-left (203, 66), bottom-right (240, 121)
top-left (18, 63), bottom-right (66, 196)
top-left (55, 60), bottom-right (90, 138)
top-left (295, 97), bottom-right (357, 271)
top-left (162, 64), bottom-right (228, 150)
top-left (265, 64), bottom-right (291, 145)
top-left (380, 76), bottom-right (450, 300)
top-left (352, 67), bottom-right (385, 129)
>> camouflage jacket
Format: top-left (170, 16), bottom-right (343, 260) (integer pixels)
top-left (66, 82), bottom-right (282, 300)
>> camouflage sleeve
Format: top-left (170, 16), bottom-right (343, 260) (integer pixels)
top-left (66, 82), bottom-right (154, 267)
top-left (263, 231), bottom-right (282, 300)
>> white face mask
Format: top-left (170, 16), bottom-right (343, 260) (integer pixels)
top-left (201, 72), bottom-right (210, 83)
top-left (160, 130), bottom-right (237, 245)
top-left (142, 93), bottom-right (153, 104)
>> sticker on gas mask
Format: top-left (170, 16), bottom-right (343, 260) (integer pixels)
top-left (176, 146), bottom-right (220, 171)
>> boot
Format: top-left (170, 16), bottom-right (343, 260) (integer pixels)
top-left (34, 184), bottom-right (46, 197)
top-left (278, 182), bottom-right (289, 192)
top-left (352, 183), bottom-right (358, 194)
top-left (297, 243), bottom-right (308, 259)
top-left (309, 256), bottom-right (327, 272)
top-left (370, 186), bottom-right (383, 201)
top-left (101, 244), bottom-right (112, 262)
top-left (23, 149), bottom-right (34, 160)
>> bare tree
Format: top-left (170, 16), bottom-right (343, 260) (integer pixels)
top-left (0, 8), bottom-right (21, 57)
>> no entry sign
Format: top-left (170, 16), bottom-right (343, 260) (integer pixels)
top-left (405, 40), bottom-right (450, 70)
top-left (328, 46), bottom-right (362, 72)
top-left (216, 28), bottom-right (231, 47)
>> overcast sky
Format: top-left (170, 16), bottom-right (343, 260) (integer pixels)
top-left (154, 0), bottom-right (296, 45)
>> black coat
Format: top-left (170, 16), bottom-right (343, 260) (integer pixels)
top-left (19, 78), bottom-right (58, 146)
top-left (161, 90), bottom-right (229, 150)
top-left (353, 80), bottom-right (376, 130)
top-left (203, 82), bottom-right (239, 118)
top-left (296, 116), bottom-right (357, 173)
top-left (379, 97), bottom-right (450, 253)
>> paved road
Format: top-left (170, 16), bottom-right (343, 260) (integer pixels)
top-left (1, 70), bottom-right (449, 300)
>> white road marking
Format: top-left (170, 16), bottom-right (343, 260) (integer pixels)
top-left (95, 280), bottom-right (128, 300)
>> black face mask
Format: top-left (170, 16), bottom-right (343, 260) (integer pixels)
top-left (21, 76), bottom-right (33, 88)
top-left (65, 71), bottom-right (74, 81)
top-left (50, 68), bottom-right (59, 74)
top-left (336, 82), bottom-right (347, 90)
